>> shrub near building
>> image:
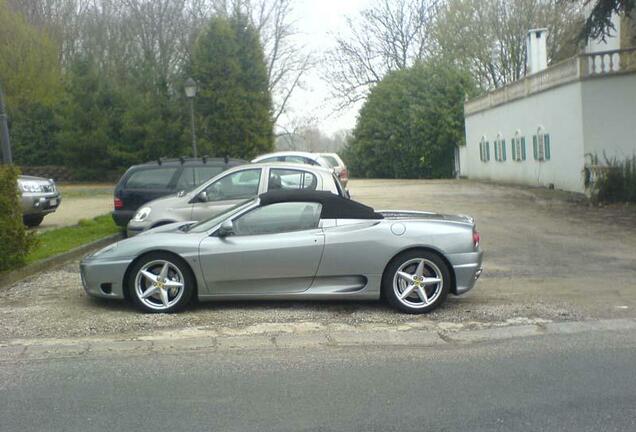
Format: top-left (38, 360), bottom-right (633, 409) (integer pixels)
top-left (344, 61), bottom-right (475, 179)
top-left (0, 165), bottom-right (36, 271)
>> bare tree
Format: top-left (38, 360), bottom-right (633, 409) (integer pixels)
top-left (121, 0), bottom-right (192, 88)
top-left (325, 0), bottom-right (437, 109)
top-left (433, 0), bottom-right (584, 90)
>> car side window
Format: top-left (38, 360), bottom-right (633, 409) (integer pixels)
top-left (125, 167), bottom-right (179, 189)
top-left (268, 169), bottom-right (318, 192)
top-left (284, 156), bottom-right (307, 164)
top-left (258, 156), bottom-right (283, 163)
top-left (204, 169), bottom-right (261, 202)
top-left (233, 202), bottom-right (322, 236)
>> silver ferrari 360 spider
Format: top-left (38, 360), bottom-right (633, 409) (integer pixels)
top-left (80, 191), bottom-right (483, 314)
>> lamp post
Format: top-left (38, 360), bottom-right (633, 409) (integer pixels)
top-left (0, 80), bottom-right (12, 164)
top-left (184, 78), bottom-right (198, 159)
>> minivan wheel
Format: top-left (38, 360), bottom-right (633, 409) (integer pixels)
top-left (128, 252), bottom-right (195, 313)
top-left (383, 250), bottom-right (450, 314)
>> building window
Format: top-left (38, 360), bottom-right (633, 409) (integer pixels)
top-left (494, 134), bottom-right (506, 162)
top-left (533, 127), bottom-right (551, 161)
top-left (511, 131), bottom-right (526, 162)
top-left (479, 137), bottom-right (490, 162)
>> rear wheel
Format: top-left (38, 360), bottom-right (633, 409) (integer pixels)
top-left (23, 215), bottom-right (44, 227)
top-left (128, 252), bottom-right (195, 313)
top-left (383, 250), bottom-right (450, 314)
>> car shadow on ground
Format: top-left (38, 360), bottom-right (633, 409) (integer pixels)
top-left (86, 295), bottom-right (394, 314)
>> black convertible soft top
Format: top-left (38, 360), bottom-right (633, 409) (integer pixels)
top-left (258, 190), bottom-right (384, 220)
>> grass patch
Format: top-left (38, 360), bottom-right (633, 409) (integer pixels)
top-left (57, 184), bottom-right (114, 199)
top-left (26, 214), bottom-right (120, 264)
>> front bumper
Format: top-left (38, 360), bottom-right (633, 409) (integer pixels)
top-left (112, 210), bottom-right (135, 227)
top-left (20, 192), bottom-right (61, 216)
top-left (447, 250), bottom-right (483, 295)
top-left (126, 223), bottom-right (147, 237)
top-left (80, 257), bottom-right (129, 300)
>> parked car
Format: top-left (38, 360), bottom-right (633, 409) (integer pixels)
top-left (126, 162), bottom-right (347, 237)
top-left (112, 157), bottom-right (245, 227)
top-left (319, 152), bottom-right (348, 187)
top-left (81, 190), bottom-right (483, 314)
top-left (18, 175), bottom-right (61, 227)
top-left (251, 151), bottom-right (331, 168)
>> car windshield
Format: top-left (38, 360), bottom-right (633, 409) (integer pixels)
top-left (186, 198), bottom-right (255, 233)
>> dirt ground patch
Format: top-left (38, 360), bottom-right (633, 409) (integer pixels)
top-left (35, 184), bottom-right (114, 231)
top-left (2, 179), bottom-right (635, 341)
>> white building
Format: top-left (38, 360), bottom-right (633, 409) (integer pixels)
top-left (458, 17), bottom-right (636, 194)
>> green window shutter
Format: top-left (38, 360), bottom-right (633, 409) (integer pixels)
top-left (502, 140), bottom-right (506, 161)
top-left (494, 141), bottom-right (499, 161)
top-left (511, 139), bottom-right (516, 160)
top-left (521, 137), bottom-right (526, 160)
top-left (486, 142), bottom-right (490, 160)
top-left (544, 134), bottom-right (551, 160)
top-left (533, 135), bottom-right (538, 160)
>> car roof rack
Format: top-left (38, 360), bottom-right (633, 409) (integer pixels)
top-left (146, 156), bottom-right (245, 167)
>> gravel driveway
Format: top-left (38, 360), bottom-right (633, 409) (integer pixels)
top-left (2, 179), bottom-right (635, 341)
top-left (35, 184), bottom-right (114, 231)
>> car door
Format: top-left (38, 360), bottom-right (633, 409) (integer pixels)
top-left (190, 168), bottom-right (264, 221)
top-left (198, 202), bottom-right (324, 295)
top-left (316, 220), bottom-right (387, 278)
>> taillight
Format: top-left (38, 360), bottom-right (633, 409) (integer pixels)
top-left (114, 197), bottom-right (124, 209)
top-left (473, 228), bottom-right (480, 248)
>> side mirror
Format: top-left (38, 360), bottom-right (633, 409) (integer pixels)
top-left (217, 220), bottom-right (234, 237)
top-left (197, 191), bottom-right (208, 203)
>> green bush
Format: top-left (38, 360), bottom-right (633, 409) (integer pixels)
top-left (344, 60), bottom-right (475, 179)
top-left (596, 155), bottom-right (636, 203)
top-left (0, 165), bottom-right (37, 271)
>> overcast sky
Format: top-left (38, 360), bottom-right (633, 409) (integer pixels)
top-left (278, 0), bottom-right (373, 136)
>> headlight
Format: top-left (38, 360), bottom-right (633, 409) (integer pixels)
top-left (133, 207), bottom-right (152, 222)
top-left (18, 181), bottom-right (44, 193)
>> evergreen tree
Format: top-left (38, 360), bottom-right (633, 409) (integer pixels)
top-left (191, 13), bottom-right (274, 159)
top-left (55, 57), bottom-right (125, 180)
top-left (345, 61), bottom-right (475, 179)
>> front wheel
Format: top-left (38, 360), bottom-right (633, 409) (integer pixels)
top-left (23, 215), bottom-right (44, 227)
top-left (128, 252), bottom-right (195, 313)
top-left (383, 250), bottom-right (451, 314)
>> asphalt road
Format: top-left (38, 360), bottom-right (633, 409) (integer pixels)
top-left (2, 330), bottom-right (635, 432)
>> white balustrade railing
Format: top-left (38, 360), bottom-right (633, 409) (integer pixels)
top-left (465, 48), bottom-right (636, 116)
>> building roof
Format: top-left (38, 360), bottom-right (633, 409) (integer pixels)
top-left (258, 190), bottom-right (384, 220)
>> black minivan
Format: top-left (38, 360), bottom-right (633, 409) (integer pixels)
top-left (112, 157), bottom-right (246, 227)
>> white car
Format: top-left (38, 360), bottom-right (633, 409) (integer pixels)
top-left (319, 153), bottom-right (348, 187)
top-left (252, 151), bottom-right (348, 187)
top-left (251, 151), bottom-right (330, 168)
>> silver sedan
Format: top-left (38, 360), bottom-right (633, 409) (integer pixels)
top-left (81, 191), bottom-right (483, 314)
top-left (127, 162), bottom-right (346, 236)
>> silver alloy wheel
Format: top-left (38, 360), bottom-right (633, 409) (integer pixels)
top-left (134, 259), bottom-right (185, 311)
top-left (392, 258), bottom-right (443, 309)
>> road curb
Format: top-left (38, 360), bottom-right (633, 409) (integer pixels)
top-left (2, 318), bottom-right (635, 362)
top-left (0, 233), bottom-right (122, 290)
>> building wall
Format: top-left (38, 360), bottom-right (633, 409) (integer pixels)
top-left (581, 74), bottom-right (636, 161)
top-left (461, 82), bottom-right (586, 193)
